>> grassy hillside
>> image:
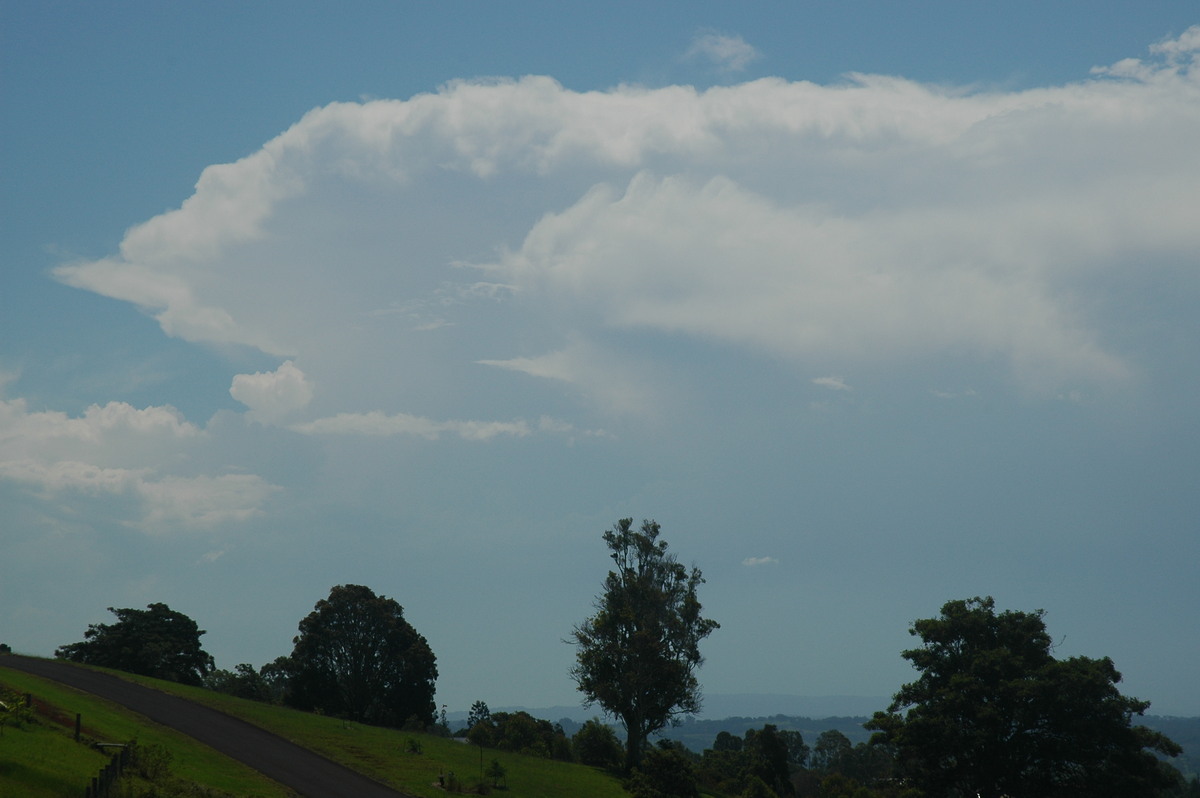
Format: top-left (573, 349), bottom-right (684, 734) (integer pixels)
top-left (2, 662), bottom-right (629, 797)
top-left (115, 670), bottom-right (630, 798)
top-left (0, 666), bottom-right (290, 797)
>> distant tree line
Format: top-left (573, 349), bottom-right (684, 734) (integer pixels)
top-left (49, 519), bottom-right (1198, 798)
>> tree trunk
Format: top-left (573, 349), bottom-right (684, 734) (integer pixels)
top-left (623, 716), bottom-right (644, 775)
top-left (624, 733), bottom-right (641, 775)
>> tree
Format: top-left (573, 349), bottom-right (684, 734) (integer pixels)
top-left (55, 603), bottom-right (214, 686)
top-left (570, 518), bottom-right (719, 773)
top-left (480, 711), bottom-right (572, 760)
top-left (713, 730), bottom-right (744, 752)
top-left (627, 740), bottom-right (701, 798)
top-left (744, 724), bottom-right (795, 796)
top-left (866, 596), bottom-right (1181, 798)
top-left (204, 663), bottom-right (272, 702)
top-left (467, 700), bottom-right (491, 731)
top-left (810, 730), bottom-right (852, 773)
top-left (573, 718), bottom-right (625, 770)
top-left (485, 758), bottom-right (507, 789)
top-left (285, 584), bottom-right (437, 726)
top-left (778, 729), bottom-right (809, 769)
top-left (258, 656), bottom-right (292, 703)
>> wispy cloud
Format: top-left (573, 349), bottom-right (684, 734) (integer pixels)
top-left (743, 556), bottom-right (778, 567)
top-left (293, 411), bottom-right (532, 441)
top-left (931, 388), bottom-right (978, 399)
top-left (813, 376), bottom-right (852, 392)
top-left (685, 31), bottom-right (762, 72)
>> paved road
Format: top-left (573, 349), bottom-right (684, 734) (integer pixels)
top-left (1, 655), bottom-right (414, 798)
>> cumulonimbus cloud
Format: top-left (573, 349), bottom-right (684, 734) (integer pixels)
top-left (45, 27), bottom-right (1200, 421)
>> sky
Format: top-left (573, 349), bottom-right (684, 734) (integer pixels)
top-left (2, 2), bottom-right (1199, 719)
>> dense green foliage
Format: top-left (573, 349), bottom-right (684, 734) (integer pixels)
top-left (466, 710), bottom-right (573, 760)
top-left (285, 583), bottom-right (438, 726)
top-left (867, 596), bottom-right (1182, 798)
top-left (53, 603), bottom-right (214, 686)
top-left (467, 699), bottom-right (491, 730)
top-left (698, 724), bottom-right (813, 796)
top-left (203, 662), bottom-right (273, 702)
top-left (627, 740), bottom-right (701, 798)
top-left (571, 518), bottom-right (719, 773)
top-left (573, 718), bottom-right (625, 770)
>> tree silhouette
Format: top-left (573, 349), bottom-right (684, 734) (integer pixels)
top-left (570, 518), bottom-right (718, 773)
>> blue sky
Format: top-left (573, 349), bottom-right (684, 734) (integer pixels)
top-left (3, 2), bottom-right (1199, 718)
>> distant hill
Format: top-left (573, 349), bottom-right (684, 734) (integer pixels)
top-left (655, 714), bottom-right (874, 752)
top-left (697, 694), bottom-right (889, 720)
top-left (1144, 716), bottom-right (1200, 778)
top-left (457, 694), bottom-right (889, 726)
top-left (468, 698), bottom-right (1199, 778)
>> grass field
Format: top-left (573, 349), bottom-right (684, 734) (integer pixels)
top-left (0, 707), bottom-right (109, 798)
top-left (0, 666), bottom-right (291, 797)
top-left (113, 670), bottom-right (630, 798)
top-left (1, 662), bottom-right (630, 797)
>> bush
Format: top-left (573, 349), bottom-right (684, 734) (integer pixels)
top-left (129, 740), bottom-right (174, 782)
top-left (0, 688), bottom-right (34, 731)
top-left (573, 718), bottom-right (624, 770)
top-left (627, 741), bottom-right (700, 798)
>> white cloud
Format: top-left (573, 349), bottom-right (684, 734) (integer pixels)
top-left (137, 474), bottom-right (279, 529)
top-left (0, 459), bottom-right (149, 494)
top-left (230, 360), bottom-right (314, 424)
top-left (743, 556), bottom-right (778, 567)
top-left (478, 339), bottom-right (661, 416)
top-left (45, 29), bottom-right (1200, 429)
top-left (813, 376), bottom-right (852, 392)
top-left (931, 387), bottom-right (978, 399)
top-left (686, 32), bottom-right (762, 73)
top-left (0, 398), bottom-right (278, 531)
top-left (0, 399), bottom-right (198, 445)
top-left (292, 411), bottom-right (531, 441)
top-left (490, 171), bottom-right (1134, 387)
top-left (1149, 24), bottom-right (1200, 59)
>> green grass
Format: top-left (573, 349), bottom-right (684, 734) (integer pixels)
top-left (0, 666), bottom-right (292, 797)
top-left (3, 662), bottom-right (630, 797)
top-left (114, 671), bottom-right (630, 798)
top-left (0, 711), bottom-right (109, 798)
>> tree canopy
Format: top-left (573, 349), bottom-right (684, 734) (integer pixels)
top-left (867, 596), bottom-right (1181, 798)
top-left (570, 518), bottom-right (719, 773)
top-left (284, 584), bottom-right (437, 727)
top-left (54, 603), bottom-right (214, 686)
